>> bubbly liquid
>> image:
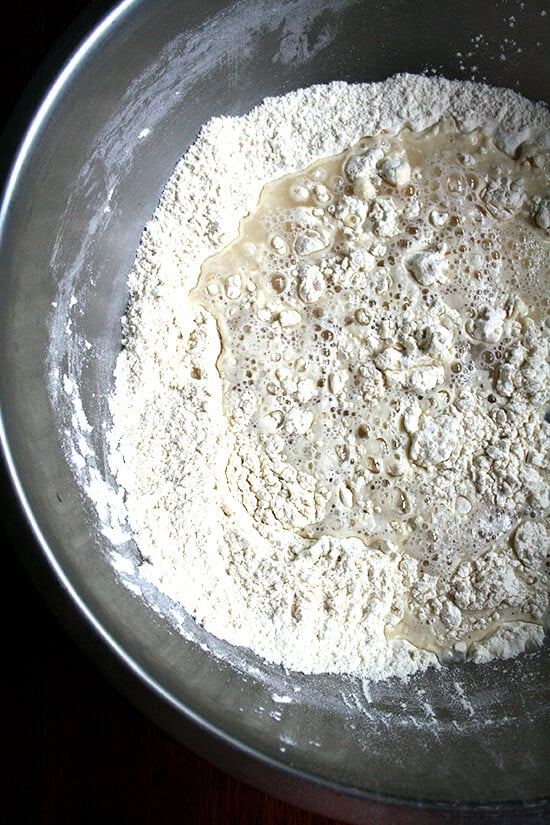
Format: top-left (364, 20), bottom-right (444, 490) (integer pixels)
top-left (191, 118), bottom-right (550, 656)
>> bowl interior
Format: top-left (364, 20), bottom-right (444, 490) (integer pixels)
top-left (0, 0), bottom-right (548, 816)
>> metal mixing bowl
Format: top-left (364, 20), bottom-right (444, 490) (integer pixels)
top-left (1, 1), bottom-right (548, 821)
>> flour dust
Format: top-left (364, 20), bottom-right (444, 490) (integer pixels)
top-left (107, 74), bottom-right (550, 682)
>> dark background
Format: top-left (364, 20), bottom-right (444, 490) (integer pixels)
top-left (0, 2), bottom-right (353, 823)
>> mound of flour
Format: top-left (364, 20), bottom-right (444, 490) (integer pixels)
top-left (108, 74), bottom-right (549, 682)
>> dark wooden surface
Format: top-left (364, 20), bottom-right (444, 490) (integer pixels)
top-left (0, 3), bottom-right (367, 823)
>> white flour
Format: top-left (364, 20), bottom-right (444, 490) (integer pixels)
top-left (108, 74), bottom-right (549, 682)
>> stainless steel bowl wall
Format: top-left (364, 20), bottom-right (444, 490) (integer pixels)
top-left (0, 1), bottom-right (548, 820)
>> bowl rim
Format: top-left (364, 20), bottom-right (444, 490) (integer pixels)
top-left (0, 1), bottom-right (548, 820)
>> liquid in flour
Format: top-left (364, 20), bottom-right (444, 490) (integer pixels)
top-left (191, 117), bottom-right (549, 657)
